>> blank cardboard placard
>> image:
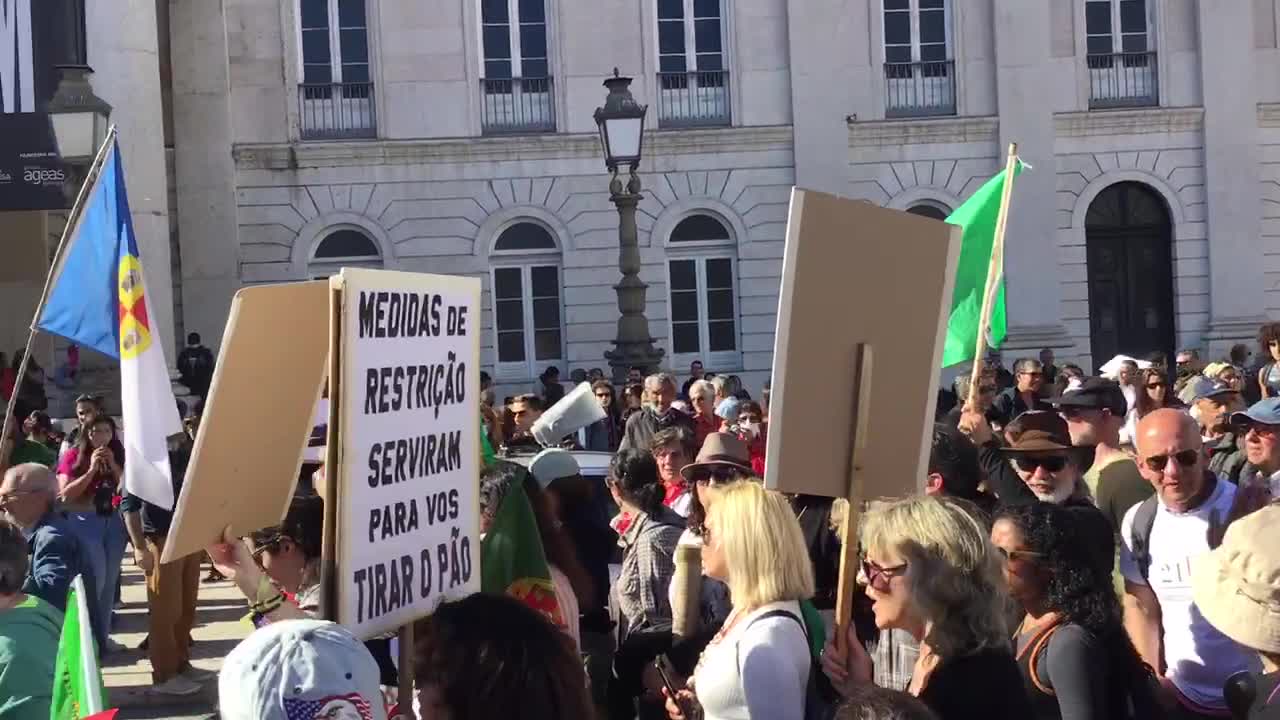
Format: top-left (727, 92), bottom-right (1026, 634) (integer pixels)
top-left (764, 189), bottom-right (960, 501)
top-left (161, 281), bottom-right (330, 563)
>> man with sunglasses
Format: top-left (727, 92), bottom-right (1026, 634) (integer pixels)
top-left (1231, 396), bottom-right (1280, 499)
top-left (1120, 409), bottom-right (1263, 718)
top-left (991, 358), bottom-right (1049, 428)
top-left (1191, 378), bottom-right (1248, 485)
top-left (1050, 377), bottom-right (1154, 536)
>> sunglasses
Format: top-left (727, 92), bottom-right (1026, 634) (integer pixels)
top-left (1013, 456), bottom-right (1066, 473)
top-left (1239, 422), bottom-right (1280, 438)
top-left (861, 559), bottom-right (908, 590)
top-left (688, 465), bottom-right (742, 485)
top-left (1146, 382), bottom-right (1167, 389)
top-left (994, 546), bottom-right (1045, 564)
top-left (1142, 449), bottom-right (1199, 473)
top-left (250, 535), bottom-right (285, 561)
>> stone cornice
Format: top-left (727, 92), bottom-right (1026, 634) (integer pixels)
top-left (848, 116), bottom-right (999, 147)
top-left (1259, 103), bottom-right (1280, 127)
top-left (234, 125), bottom-right (793, 171)
top-left (1053, 106), bottom-right (1204, 137)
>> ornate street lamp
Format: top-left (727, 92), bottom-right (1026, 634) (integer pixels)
top-left (594, 70), bottom-right (664, 383)
top-left (47, 65), bottom-right (111, 165)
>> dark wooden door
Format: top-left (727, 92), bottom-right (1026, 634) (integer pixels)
top-left (1085, 182), bottom-right (1175, 370)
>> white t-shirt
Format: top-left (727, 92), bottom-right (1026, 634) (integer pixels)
top-left (1118, 480), bottom-right (1261, 709)
top-left (692, 600), bottom-right (810, 720)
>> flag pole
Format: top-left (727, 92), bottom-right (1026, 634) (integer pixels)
top-left (966, 142), bottom-right (1019, 408)
top-left (0, 126), bottom-right (119, 460)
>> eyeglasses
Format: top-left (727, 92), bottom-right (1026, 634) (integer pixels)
top-left (1240, 422), bottom-right (1280, 438)
top-left (250, 535), bottom-right (285, 562)
top-left (1013, 456), bottom-right (1067, 473)
top-left (688, 465), bottom-right (742, 485)
top-left (994, 546), bottom-right (1045, 564)
top-left (861, 559), bottom-right (908, 590)
top-left (1142, 449), bottom-right (1200, 473)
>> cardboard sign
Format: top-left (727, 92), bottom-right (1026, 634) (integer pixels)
top-left (764, 189), bottom-right (960, 501)
top-left (161, 281), bottom-right (329, 563)
top-left (331, 268), bottom-right (482, 639)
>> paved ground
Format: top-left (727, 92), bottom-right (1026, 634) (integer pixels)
top-left (103, 558), bottom-right (250, 719)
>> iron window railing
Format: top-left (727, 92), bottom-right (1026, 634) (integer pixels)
top-left (1087, 51), bottom-right (1159, 109)
top-left (884, 60), bottom-right (956, 118)
top-left (480, 77), bottom-right (556, 135)
top-left (298, 82), bottom-right (377, 140)
top-left (656, 70), bottom-right (732, 128)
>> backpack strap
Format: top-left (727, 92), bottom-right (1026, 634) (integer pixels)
top-left (1128, 496), bottom-right (1160, 583)
top-left (1025, 623), bottom-right (1063, 697)
top-left (735, 608), bottom-right (808, 670)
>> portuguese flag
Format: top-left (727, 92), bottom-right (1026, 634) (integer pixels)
top-left (479, 478), bottom-right (564, 630)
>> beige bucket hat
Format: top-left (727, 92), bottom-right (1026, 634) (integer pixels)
top-left (1192, 504), bottom-right (1280, 654)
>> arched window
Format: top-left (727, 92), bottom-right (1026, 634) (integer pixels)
top-left (308, 227), bottom-right (382, 278)
top-left (906, 203), bottom-right (950, 221)
top-left (491, 221), bottom-right (563, 380)
top-left (666, 213), bottom-right (738, 365)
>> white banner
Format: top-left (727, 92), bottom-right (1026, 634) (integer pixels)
top-left (335, 268), bottom-right (481, 639)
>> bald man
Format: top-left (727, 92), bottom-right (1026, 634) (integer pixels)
top-left (0, 464), bottom-right (92, 615)
top-left (1119, 409), bottom-right (1262, 717)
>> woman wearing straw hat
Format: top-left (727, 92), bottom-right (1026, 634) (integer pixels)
top-left (1192, 504), bottom-right (1280, 719)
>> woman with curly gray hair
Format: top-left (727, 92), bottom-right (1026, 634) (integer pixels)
top-left (821, 495), bottom-right (1032, 720)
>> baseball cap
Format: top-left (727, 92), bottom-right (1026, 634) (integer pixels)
top-left (1047, 377), bottom-right (1127, 417)
top-left (528, 448), bottom-right (580, 488)
top-left (1230, 397), bottom-right (1280, 427)
top-left (1000, 411), bottom-right (1072, 453)
top-left (218, 619), bottom-right (387, 720)
top-left (715, 397), bottom-right (742, 423)
top-left (1192, 378), bottom-right (1238, 403)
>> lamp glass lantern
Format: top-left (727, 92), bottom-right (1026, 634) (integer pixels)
top-left (593, 72), bottom-right (647, 172)
top-left (47, 65), bottom-right (112, 163)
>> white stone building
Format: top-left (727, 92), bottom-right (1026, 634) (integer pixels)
top-left (5, 0), bottom-right (1279, 402)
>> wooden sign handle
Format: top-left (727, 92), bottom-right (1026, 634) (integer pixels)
top-left (834, 343), bottom-right (873, 652)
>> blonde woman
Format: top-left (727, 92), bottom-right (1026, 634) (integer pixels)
top-left (821, 495), bottom-right (1032, 720)
top-left (664, 482), bottom-right (815, 720)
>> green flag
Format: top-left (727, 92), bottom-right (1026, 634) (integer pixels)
top-left (480, 422), bottom-right (496, 467)
top-left (480, 476), bottom-right (565, 630)
top-left (51, 576), bottom-right (107, 720)
top-left (940, 160), bottom-right (1024, 368)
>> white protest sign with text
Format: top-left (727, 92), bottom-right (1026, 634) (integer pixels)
top-left (334, 268), bottom-right (481, 639)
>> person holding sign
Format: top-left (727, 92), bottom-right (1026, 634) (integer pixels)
top-left (821, 496), bottom-right (1032, 720)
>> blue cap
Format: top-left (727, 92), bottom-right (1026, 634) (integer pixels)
top-left (1193, 377), bottom-right (1238, 402)
top-left (716, 397), bottom-right (741, 422)
top-left (1231, 397), bottom-right (1280, 427)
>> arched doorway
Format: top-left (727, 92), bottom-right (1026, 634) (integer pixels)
top-left (1085, 182), bottom-right (1175, 369)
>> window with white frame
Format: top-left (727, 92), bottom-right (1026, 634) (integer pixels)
top-left (883, 0), bottom-right (950, 67)
top-left (491, 222), bottom-right (563, 379)
top-left (1084, 0), bottom-right (1156, 107)
top-left (1085, 0), bottom-right (1150, 56)
top-left (656, 0), bottom-right (730, 127)
top-left (667, 215), bottom-right (737, 361)
top-left (308, 227), bottom-right (383, 279)
top-left (479, 0), bottom-right (553, 132)
top-left (300, 0), bottom-right (369, 87)
top-left (298, 0), bottom-right (374, 138)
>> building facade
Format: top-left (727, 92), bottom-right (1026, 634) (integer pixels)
top-left (4, 0), bottom-right (1278, 402)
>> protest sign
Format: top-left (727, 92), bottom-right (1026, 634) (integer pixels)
top-left (162, 281), bottom-right (329, 563)
top-left (764, 189), bottom-right (960, 633)
top-left (328, 268), bottom-right (482, 640)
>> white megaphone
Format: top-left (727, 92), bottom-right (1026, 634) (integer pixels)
top-left (532, 382), bottom-right (607, 447)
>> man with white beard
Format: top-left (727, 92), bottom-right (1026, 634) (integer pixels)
top-left (959, 409), bottom-right (1115, 575)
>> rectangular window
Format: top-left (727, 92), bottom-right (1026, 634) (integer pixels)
top-left (297, 0), bottom-right (375, 139)
top-left (493, 264), bottom-right (562, 377)
top-left (482, 0), bottom-right (547, 78)
top-left (883, 0), bottom-right (950, 65)
top-left (668, 257), bottom-right (736, 356)
top-left (1085, 0), bottom-right (1156, 108)
top-left (658, 0), bottom-right (723, 73)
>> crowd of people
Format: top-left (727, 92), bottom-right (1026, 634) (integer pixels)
top-left (3, 327), bottom-right (1280, 719)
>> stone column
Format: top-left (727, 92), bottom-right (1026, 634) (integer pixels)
top-left (991, 0), bottom-right (1070, 354)
top-left (1198, 0), bottom-right (1268, 358)
top-left (169, 0), bottom-right (240, 351)
top-left (85, 0), bottom-right (177, 360)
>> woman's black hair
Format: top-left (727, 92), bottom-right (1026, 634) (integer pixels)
top-left (414, 592), bottom-right (593, 720)
top-left (251, 493), bottom-right (324, 561)
top-left (609, 449), bottom-right (664, 516)
top-left (479, 461), bottom-right (595, 608)
top-left (996, 503), bottom-right (1151, 704)
top-left (1259, 322), bottom-right (1280, 355)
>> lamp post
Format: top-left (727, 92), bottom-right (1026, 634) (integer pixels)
top-left (594, 70), bottom-right (664, 384)
top-left (46, 64), bottom-right (112, 202)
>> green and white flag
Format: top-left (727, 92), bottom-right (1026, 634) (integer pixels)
top-left (50, 575), bottom-right (107, 720)
top-left (940, 160), bottom-right (1025, 368)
